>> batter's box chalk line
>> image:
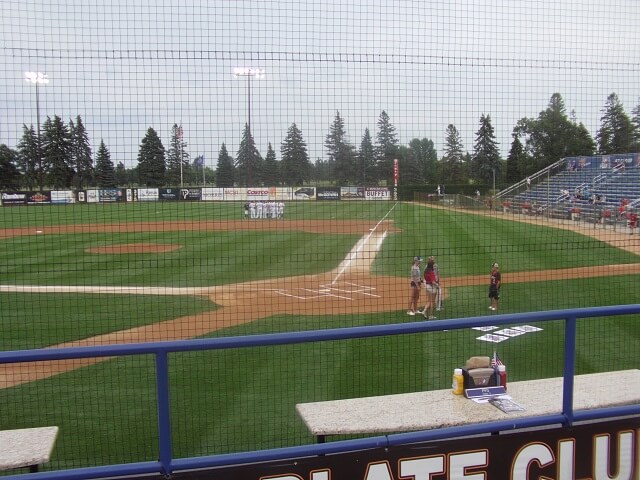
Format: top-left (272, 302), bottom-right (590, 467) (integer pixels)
top-left (273, 282), bottom-right (380, 300)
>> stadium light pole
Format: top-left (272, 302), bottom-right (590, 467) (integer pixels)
top-left (24, 71), bottom-right (49, 147)
top-left (233, 67), bottom-right (265, 187)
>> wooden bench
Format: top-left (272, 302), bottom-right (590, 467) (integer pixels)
top-left (0, 426), bottom-right (59, 473)
top-left (296, 370), bottom-right (640, 442)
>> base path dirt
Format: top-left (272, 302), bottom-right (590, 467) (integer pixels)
top-left (1, 212), bottom-right (638, 389)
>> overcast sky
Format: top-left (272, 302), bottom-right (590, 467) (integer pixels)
top-left (1, 0), bottom-right (639, 169)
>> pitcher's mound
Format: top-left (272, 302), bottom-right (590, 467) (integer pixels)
top-left (87, 243), bottom-right (182, 254)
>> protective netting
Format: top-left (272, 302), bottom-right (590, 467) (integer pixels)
top-left (0, 0), bottom-right (639, 471)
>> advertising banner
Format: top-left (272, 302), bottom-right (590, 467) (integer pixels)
top-left (98, 189), bottom-right (122, 203)
top-left (269, 187), bottom-right (293, 200)
top-left (316, 187), bottom-right (340, 201)
top-left (179, 188), bottom-right (202, 201)
top-left (86, 189), bottom-right (99, 203)
top-left (205, 418), bottom-right (640, 480)
top-left (365, 187), bottom-right (390, 200)
top-left (341, 186), bottom-right (365, 200)
top-left (77, 191), bottom-right (87, 203)
top-left (293, 187), bottom-right (315, 200)
top-left (201, 188), bottom-right (225, 201)
top-left (159, 188), bottom-right (180, 201)
top-left (224, 188), bottom-right (247, 201)
top-left (137, 188), bottom-right (159, 202)
top-left (27, 191), bottom-right (52, 205)
top-left (51, 190), bottom-right (76, 204)
top-left (247, 188), bottom-right (271, 201)
top-left (1, 192), bottom-right (28, 206)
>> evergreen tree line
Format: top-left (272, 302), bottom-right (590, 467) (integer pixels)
top-left (2, 92), bottom-right (640, 191)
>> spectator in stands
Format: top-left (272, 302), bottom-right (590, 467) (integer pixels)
top-left (627, 209), bottom-right (638, 235)
top-left (619, 199), bottom-right (629, 217)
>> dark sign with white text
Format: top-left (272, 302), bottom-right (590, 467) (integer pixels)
top-left (173, 418), bottom-right (640, 480)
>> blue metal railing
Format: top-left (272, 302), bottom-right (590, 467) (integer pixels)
top-left (1, 304), bottom-right (640, 479)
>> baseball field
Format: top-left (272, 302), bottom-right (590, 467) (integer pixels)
top-left (1, 200), bottom-right (639, 469)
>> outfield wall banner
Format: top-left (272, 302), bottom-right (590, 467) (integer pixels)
top-left (137, 188), bottom-right (159, 202)
top-left (247, 188), bottom-right (271, 201)
top-left (205, 418), bottom-right (640, 479)
top-left (86, 189), bottom-right (99, 203)
top-left (293, 187), bottom-right (315, 200)
top-left (99, 189), bottom-right (122, 203)
top-left (51, 190), bottom-right (76, 204)
top-left (365, 187), bottom-right (390, 200)
top-left (180, 188), bottom-right (202, 201)
top-left (201, 188), bottom-right (225, 201)
top-left (341, 186), bottom-right (365, 199)
top-left (159, 188), bottom-right (180, 201)
top-left (224, 188), bottom-right (247, 201)
top-left (316, 187), bottom-right (340, 201)
top-left (27, 191), bottom-right (52, 205)
top-left (269, 187), bottom-right (293, 200)
top-left (1, 192), bottom-right (28, 206)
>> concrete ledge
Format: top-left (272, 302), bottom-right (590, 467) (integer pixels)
top-left (0, 426), bottom-right (59, 471)
top-left (296, 370), bottom-right (640, 437)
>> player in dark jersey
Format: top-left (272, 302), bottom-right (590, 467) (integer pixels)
top-left (489, 262), bottom-right (501, 311)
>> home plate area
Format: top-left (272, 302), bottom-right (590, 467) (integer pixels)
top-left (274, 281), bottom-right (381, 300)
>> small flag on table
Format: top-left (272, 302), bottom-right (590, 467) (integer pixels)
top-left (490, 351), bottom-right (504, 367)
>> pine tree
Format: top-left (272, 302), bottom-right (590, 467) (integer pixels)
top-left (70, 115), bottom-right (93, 188)
top-left (441, 124), bottom-right (466, 184)
top-left (262, 143), bottom-right (280, 186)
top-left (596, 93), bottom-right (636, 154)
top-left (631, 100), bottom-right (640, 151)
top-left (505, 134), bottom-right (526, 184)
top-left (235, 124), bottom-right (262, 187)
top-left (137, 127), bottom-right (166, 187)
top-left (94, 140), bottom-right (117, 188)
top-left (281, 123), bottom-right (311, 186)
top-left (375, 110), bottom-right (399, 186)
top-left (325, 111), bottom-right (355, 185)
top-left (166, 124), bottom-right (190, 186)
top-left (0, 144), bottom-right (22, 189)
top-left (16, 125), bottom-right (40, 190)
top-left (43, 115), bottom-right (74, 189)
top-left (471, 114), bottom-right (501, 184)
top-left (215, 143), bottom-right (234, 187)
top-left (357, 128), bottom-right (375, 185)
top-left (115, 161), bottom-right (128, 186)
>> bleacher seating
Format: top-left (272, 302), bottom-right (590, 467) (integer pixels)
top-left (505, 155), bottom-right (640, 226)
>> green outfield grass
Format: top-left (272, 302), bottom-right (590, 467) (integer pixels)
top-left (0, 201), bottom-right (638, 471)
top-left (0, 293), bottom-right (217, 350)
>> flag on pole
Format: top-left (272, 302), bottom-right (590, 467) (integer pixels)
top-left (490, 351), bottom-right (504, 367)
top-left (194, 155), bottom-right (204, 167)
